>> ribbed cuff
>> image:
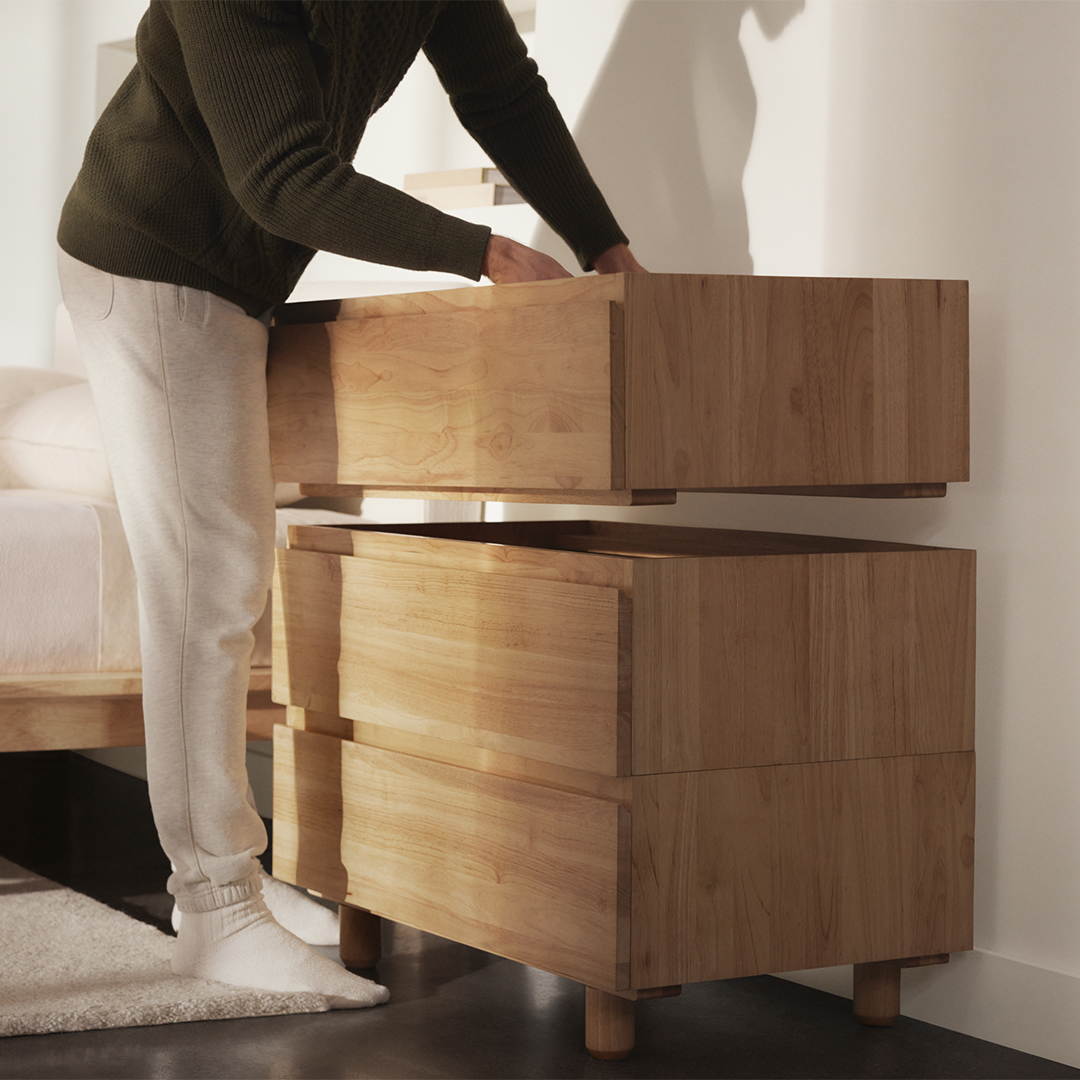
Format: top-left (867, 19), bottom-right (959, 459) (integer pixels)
top-left (425, 219), bottom-right (492, 281)
top-left (173, 868), bottom-right (263, 914)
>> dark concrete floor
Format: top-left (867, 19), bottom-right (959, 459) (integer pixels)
top-left (1, 751), bottom-right (1077, 1080)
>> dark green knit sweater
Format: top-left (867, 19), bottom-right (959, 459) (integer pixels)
top-left (58, 0), bottom-right (628, 316)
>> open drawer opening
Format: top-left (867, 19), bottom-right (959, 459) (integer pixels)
top-left (285, 518), bottom-right (947, 561)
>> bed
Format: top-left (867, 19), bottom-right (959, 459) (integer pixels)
top-left (0, 310), bottom-right (363, 755)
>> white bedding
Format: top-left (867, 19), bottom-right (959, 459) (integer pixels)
top-left (0, 491), bottom-right (127, 672)
top-left (0, 490), bottom-right (362, 675)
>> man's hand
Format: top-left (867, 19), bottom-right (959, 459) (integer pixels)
top-left (592, 243), bottom-right (647, 275)
top-left (482, 235), bottom-right (573, 284)
top-left (480, 236), bottom-right (647, 284)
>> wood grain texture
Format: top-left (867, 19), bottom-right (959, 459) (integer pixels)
top-left (273, 548), bottom-right (629, 774)
top-left (285, 522), bottom-right (637, 593)
top-left (268, 301), bottom-right (617, 490)
top-left (620, 274), bottom-right (968, 489)
top-left (268, 273), bottom-right (968, 496)
top-left (0, 669), bottom-right (281, 752)
top-left (288, 706), bottom-right (633, 805)
top-left (585, 988), bottom-right (635, 1059)
top-left (273, 276), bottom-right (621, 326)
top-left (873, 279), bottom-right (969, 483)
top-left (852, 961), bottom-right (902, 1026)
top-left (272, 722), bottom-right (351, 903)
top-left (280, 521), bottom-right (974, 775)
top-left (284, 518), bottom-right (952, 593)
top-left (631, 547), bottom-right (976, 773)
top-left (273, 725), bottom-right (631, 990)
top-left (0, 691), bottom-right (146, 751)
top-left (272, 513), bottom-right (974, 1007)
top-left (629, 752), bottom-right (975, 987)
top-left (702, 484), bottom-right (946, 499)
top-left (275, 723), bottom-right (973, 992)
top-left (339, 906), bottom-right (382, 969)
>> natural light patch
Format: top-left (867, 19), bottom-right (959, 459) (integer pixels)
top-left (739, 0), bottom-right (831, 277)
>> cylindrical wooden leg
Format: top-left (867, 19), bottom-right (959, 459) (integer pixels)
top-left (339, 905), bottom-right (382, 969)
top-left (853, 961), bottom-right (901, 1026)
top-left (586, 987), bottom-right (635, 1060)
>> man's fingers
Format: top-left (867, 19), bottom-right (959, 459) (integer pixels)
top-left (482, 235), bottom-right (573, 284)
top-left (592, 243), bottom-right (647, 275)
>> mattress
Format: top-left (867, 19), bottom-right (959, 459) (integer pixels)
top-left (0, 490), bottom-right (363, 675)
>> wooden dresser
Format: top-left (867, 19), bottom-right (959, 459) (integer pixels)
top-left (266, 274), bottom-right (974, 1059)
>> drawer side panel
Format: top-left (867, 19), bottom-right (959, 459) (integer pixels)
top-left (632, 548), bottom-right (975, 773)
top-left (622, 275), bottom-right (968, 488)
top-left (630, 751), bottom-right (975, 986)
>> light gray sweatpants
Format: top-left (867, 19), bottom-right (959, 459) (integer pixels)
top-left (58, 249), bottom-right (275, 913)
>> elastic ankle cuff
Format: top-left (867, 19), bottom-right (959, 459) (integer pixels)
top-left (174, 869), bottom-right (262, 914)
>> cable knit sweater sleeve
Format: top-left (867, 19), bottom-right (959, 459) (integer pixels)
top-left (60, 1), bottom-right (492, 311)
top-left (423, 2), bottom-right (628, 270)
top-left (159, 1), bottom-right (489, 276)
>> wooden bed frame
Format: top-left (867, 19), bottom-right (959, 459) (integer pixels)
top-left (0, 668), bottom-right (282, 753)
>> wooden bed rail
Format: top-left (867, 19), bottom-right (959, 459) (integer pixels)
top-left (0, 668), bottom-right (283, 753)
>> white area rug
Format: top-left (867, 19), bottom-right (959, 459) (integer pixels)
top-left (0, 857), bottom-right (328, 1037)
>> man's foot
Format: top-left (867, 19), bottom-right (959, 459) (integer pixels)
top-left (172, 868), bottom-right (339, 945)
top-left (171, 894), bottom-right (388, 1009)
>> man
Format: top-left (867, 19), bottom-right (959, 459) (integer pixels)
top-left (58, 0), bottom-right (642, 1008)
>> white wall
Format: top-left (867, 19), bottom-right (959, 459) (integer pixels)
top-left (802, 7), bottom-right (1080, 1066)
top-left (0, 0), bottom-right (539, 363)
top-left (501, 0), bottom-right (1080, 1067)
top-left (7, 0), bottom-right (1080, 1066)
top-left (0, 0), bottom-right (147, 368)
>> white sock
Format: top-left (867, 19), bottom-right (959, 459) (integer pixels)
top-left (171, 893), bottom-right (389, 1009)
top-left (172, 868), bottom-right (339, 946)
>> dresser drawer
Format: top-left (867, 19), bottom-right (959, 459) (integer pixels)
top-left (267, 273), bottom-right (968, 498)
top-left (273, 725), bottom-right (974, 992)
top-left (273, 520), bottom-right (975, 775)
top-left (273, 725), bottom-right (630, 990)
top-left (272, 544), bottom-right (628, 775)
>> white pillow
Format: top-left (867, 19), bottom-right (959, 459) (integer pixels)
top-left (0, 365), bottom-right (85, 411)
top-left (0, 381), bottom-right (114, 501)
top-left (0, 372), bottom-right (307, 506)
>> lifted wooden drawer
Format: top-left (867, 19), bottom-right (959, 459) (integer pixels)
top-left (267, 273), bottom-right (968, 499)
top-left (273, 520), bottom-right (975, 775)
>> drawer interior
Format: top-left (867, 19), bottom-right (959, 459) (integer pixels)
top-left (287, 518), bottom-right (943, 561)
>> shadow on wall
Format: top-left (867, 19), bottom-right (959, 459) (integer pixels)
top-left (533, 0), bottom-right (803, 274)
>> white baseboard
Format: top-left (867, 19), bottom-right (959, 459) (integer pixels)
top-left (779, 949), bottom-right (1080, 1069)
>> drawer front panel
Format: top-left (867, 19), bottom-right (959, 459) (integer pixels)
top-left (274, 726), bottom-right (630, 991)
top-left (268, 300), bottom-right (619, 490)
top-left (631, 751), bottom-right (975, 987)
top-left (273, 548), bottom-right (630, 775)
top-left (632, 547), bottom-right (976, 773)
